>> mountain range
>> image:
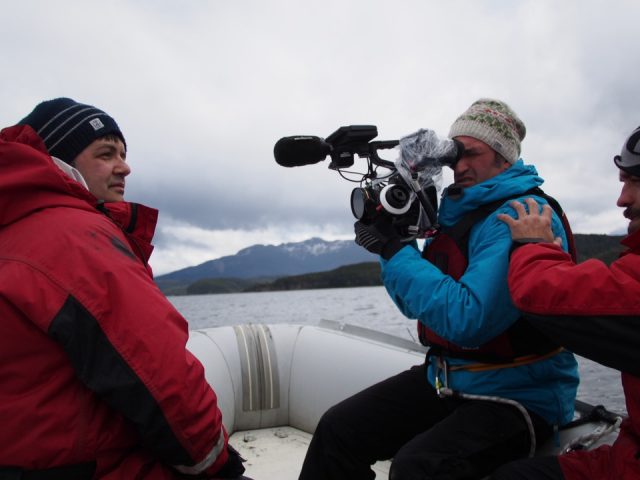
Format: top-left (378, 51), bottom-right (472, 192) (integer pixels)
top-left (155, 237), bottom-right (376, 294)
top-left (155, 234), bottom-right (625, 295)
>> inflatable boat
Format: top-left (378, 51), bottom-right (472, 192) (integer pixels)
top-left (187, 321), bottom-right (622, 479)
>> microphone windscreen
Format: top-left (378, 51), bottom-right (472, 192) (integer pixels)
top-left (274, 136), bottom-right (331, 167)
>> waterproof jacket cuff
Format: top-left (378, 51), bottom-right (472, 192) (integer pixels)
top-left (508, 238), bottom-right (550, 257)
top-left (381, 238), bottom-right (404, 261)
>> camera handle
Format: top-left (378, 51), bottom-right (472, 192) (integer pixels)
top-left (415, 188), bottom-right (438, 227)
top-left (367, 140), bottom-right (399, 169)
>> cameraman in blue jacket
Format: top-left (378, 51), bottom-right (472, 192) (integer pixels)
top-left (299, 99), bottom-right (579, 480)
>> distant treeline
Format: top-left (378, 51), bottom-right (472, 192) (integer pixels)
top-left (168, 233), bottom-right (624, 296)
top-left (573, 233), bottom-right (624, 265)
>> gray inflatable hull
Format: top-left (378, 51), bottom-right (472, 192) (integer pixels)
top-left (187, 321), bottom-right (620, 478)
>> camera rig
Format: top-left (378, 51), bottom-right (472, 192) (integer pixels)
top-left (274, 125), bottom-right (463, 240)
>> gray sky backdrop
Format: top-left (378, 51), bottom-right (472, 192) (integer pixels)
top-left (3, 0), bottom-right (639, 274)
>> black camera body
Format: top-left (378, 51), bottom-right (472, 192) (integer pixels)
top-left (324, 126), bottom-right (419, 227)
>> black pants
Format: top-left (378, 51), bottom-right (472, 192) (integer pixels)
top-left (489, 456), bottom-right (564, 479)
top-left (298, 364), bottom-right (553, 480)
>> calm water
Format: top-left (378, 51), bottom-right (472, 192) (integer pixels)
top-left (169, 286), bottom-right (627, 416)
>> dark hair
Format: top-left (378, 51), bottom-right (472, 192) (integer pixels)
top-left (100, 133), bottom-right (126, 146)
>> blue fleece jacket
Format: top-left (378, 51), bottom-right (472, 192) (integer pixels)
top-left (381, 160), bottom-right (579, 426)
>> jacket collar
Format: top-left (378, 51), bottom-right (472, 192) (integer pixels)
top-left (438, 160), bottom-right (543, 227)
top-left (102, 201), bottom-right (158, 264)
top-left (621, 229), bottom-right (640, 253)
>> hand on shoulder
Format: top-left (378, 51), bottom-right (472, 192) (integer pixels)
top-left (497, 198), bottom-right (562, 247)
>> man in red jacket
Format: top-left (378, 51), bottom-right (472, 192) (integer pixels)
top-left (0, 98), bottom-right (248, 479)
top-left (490, 126), bottom-right (640, 479)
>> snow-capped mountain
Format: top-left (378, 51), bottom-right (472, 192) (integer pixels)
top-left (154, 238), bottom-right (376, 286)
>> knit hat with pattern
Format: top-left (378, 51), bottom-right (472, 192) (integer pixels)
top-left (18, 97), bottom-right (126, 165)
top-left (448, 98), bottom-right (526, 164)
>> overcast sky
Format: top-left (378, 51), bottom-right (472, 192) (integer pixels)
top-left (3, 0), bottom-right (639, 274)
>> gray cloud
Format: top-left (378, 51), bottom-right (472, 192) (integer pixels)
top-left (2, 0), bottom-right (639, 274)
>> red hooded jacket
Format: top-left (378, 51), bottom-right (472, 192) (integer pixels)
top-left (508, 233), bottom-right (640, 479)
top-left (0, 125), bottom-right (229, 478)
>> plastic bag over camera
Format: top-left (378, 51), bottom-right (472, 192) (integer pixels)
top-left (396, 128), bottom-right (459, 190)
top-left (392, 129), bottom-right (461, 233)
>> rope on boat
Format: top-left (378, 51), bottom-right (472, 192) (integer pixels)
top-left (437, 387), bottom-right (537, 458)
top-left (561, 409), bottom-right (623, 453)
top-left (435, 358), bottom-right (623, 457)
top-left (434, 357), bottom-right (537, 458)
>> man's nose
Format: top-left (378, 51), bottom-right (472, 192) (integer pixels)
top-left (617, 184), bottom-right (631, 207)
top-left (453, 156), bottom-right (469, 174)
top-left (115, 159), bottom-right (131, 177)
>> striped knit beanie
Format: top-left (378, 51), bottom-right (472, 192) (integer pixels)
top-left (18, 97), bottom-right (126, 165)
top-left (448, 98), bottom-right (526, 164)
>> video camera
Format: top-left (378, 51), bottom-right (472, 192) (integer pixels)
top-left (273, 125), bottom-right (463, 240)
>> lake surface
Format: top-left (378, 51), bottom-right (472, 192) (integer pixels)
top-left (169, 286), bottom-right (627, 416)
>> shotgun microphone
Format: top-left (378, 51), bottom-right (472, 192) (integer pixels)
top-left (274, 136), bottom-right (332, 167)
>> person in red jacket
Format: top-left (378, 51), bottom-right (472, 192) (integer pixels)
top-left (489, 126), bottom-right (640, 479)
top-left (0, 98), bottom-right (248, 479)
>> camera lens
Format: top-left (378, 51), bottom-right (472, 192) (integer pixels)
top-left (350, 188), bottom-right (367, 219)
